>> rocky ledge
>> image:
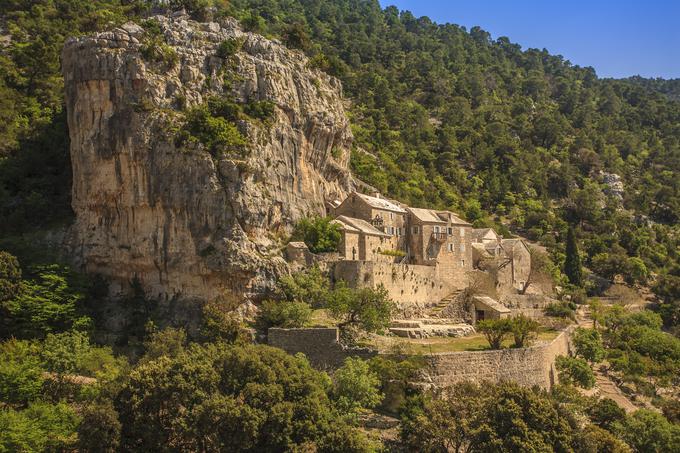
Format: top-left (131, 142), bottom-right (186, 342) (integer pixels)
top-left (62, 14), bottom-right (354, 305)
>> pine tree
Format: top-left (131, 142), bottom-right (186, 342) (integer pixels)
top-left (564, 226), bottom-right (583, 286)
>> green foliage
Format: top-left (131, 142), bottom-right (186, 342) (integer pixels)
top-left (77, 401), bottom-right (121, 453)
top-left (200, 299), bottom-right (250, 344)
top-left (619, 409), bottom-right (680, 453)
top-left (244, 100), bottom-right (275, 120)
top-left (216, 37), bottom-right (244, 58)
top-left (115, 343), bottom-right (362, 452)
top-left (291, 216), bottom-right (342, 253)
top-left (367, 356), bottom-right (423, 415)
top-left (555, 355), bottom-right (596, 389)
top-left (182, 103), bottom-right (247, 156)
top-left (140, 23), bottom-right (178, 68)
top-left (0, 402), bottom-right (80, 453)
top-left (327, 283), bottom-right (394, 338)
top-left (573, 328), bottom-right (606, 363)
top-left (258, 299), bottom-right (312, 329)
top-left (544, 301), bottom-right (577, 320)
top-left (509, 313), bottom-right (540, 348)
top-left (0, 339), bottom-right (45, 406)
top-left (276, 265), bottom-right (331, 308)
top-left (476, 318), bottom-right (512, 349)
top-left (588, 398), bottom-right (627, 430)
top-left (332, 357), bottom-right (382, 415)
top-left (141, 326), bottom-right (187, 362)
top-left (1, 264), bottom-right (92, 339)
top-left (0, 251), bottom-right (21, 302)
top-left (564, 226), bottom-right (583, 286)
top-left (400, 381), bottom-right (574, 452)
top-left (574, 425), bottom-right (632, 453)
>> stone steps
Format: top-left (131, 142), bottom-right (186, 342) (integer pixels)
top-left (389, 322), bottom-right (475, 339)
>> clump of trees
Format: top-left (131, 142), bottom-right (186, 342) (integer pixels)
top-left (291, 216), bottom-right (342, 253)
top-left (476, 314), bottom-right (540, 349)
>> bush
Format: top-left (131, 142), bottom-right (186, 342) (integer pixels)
top-left (276, 265), bottom-right (331, 308)
top-left (509, 314), bottom-right (540, 348)
top-left (0, 250), bottom-right (21, 302)
top-left (588, 398), bottom-right (627, 430)
top-left (244, 100), bottom-right (275, 120)
top-left (544, 301), bottom-right (576, 320)
top-left (183, 104), bottom-right (246, 157)
top-left (77, 401), bottom-right (121, 453)
top-left (200, 299), bottom-right (250, 344)
top-left (555, 355), bottom-right (595, 389)
top-left (476, 318), bottom-right (512, 349)
top-left (0, 339), bottom-right (44, 405)
top-left (333, 357), bottom-right (382, 415)
top-left (327, 283), bottom-right (394, 340)
top-left (258, 299), bottom-right (312, 329)
top-left (291, 216), bottom-right (342, 253)
top-left (0, 402), bottom-right (80, 452)
top-left (216, 38), bottom-right (244, 58)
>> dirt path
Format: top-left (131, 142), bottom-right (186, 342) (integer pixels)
top-left (575, 307), bottom-right (638, 413)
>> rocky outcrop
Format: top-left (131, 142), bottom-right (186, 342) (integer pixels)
top-left (62, 14), bottom-right (354, 303)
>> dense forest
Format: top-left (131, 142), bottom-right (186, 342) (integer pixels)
top-left (1, 0), bottom-right (680, 451)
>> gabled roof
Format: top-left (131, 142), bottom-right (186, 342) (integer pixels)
top-left (441, 211), bottom-right (471, 226)
top-left (472, 228), bottom-right (499, 242)
top-left (500, 238), bottom-right (529, 254)
top-left (471, 242), bottom-right (492, 257)
top-left (473, 296), bottom-right (511, 314)
top-left (408, 207), bottom-right (446, 223)
top-left (354, 193), bottom-right (406, 213)
top-left (334, 215), bottom-right (390, 237)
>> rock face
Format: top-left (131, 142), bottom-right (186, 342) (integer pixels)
top-left (62, 14), bottom-right (353, 303)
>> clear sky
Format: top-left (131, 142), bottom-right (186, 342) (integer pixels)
top-left (378, 0), bottom-right (680, 79)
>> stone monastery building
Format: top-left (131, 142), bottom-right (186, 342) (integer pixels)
top-left (326, 192), bottom-right (531, 309)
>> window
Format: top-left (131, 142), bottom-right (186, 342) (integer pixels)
top-left (460, 244), bottom-right (466, 252)
top-left (434, 226), bottom-right (440, 233)
top-left (448, 243), bottom-right (453, 252)
top-left (460, 259), bottom-right (465, 267)
top-left (390, 226), bottom-right (395, 235)
top-left (413, 226), bottom-right (419, 234)
top-left (448, 227), bottom-right (453, 235)
top-left (460, 228), bottom-right (465, 238)
top-left (390, 212), bottom-right (394, 220)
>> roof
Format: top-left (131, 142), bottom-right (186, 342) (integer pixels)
top-left (442, 211), bottom-right (471, 226)
top-left (471, 243), bottom-right (492, 257)
top-left (472, 228), bottom-right (498, 242)
top-left (354, 193), bottom-right (406, 213)
top-left (473, 296), bottom-right (511, 314)
top-left (408, 207), bottom-right (446, 223)
top-left (334, 215), bottom-right (390, 237)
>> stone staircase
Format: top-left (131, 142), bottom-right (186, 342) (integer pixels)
top-left (427, 290), bottom-right (463, 317)
top-left (389, 318), bottom-right (475, 339)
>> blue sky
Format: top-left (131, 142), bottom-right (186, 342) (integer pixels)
top-left (378, 0), bottom-right (680, 79)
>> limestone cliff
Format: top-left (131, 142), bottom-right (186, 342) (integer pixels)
top-left (62, 14), bottom-right (353, 303)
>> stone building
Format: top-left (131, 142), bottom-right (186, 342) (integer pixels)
top-left (332, 215), bottom-right (391, 262)
top-left (471, 228), bottom-right (532, 293)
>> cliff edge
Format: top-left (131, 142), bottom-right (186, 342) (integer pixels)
top-left (62, 14), bottom-right (353, 302)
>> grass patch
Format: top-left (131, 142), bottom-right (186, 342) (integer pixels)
top-left (307, 309), bottom-right (337, 328)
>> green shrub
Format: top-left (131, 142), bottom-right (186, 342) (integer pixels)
top-left (291, 216), bottom-right (342, 253)
top-left (332, 357), bottom-right (382, 415)
top-left (555, 355), bottom-right (595, 388)
top-left (140, 40), bottom-right (178, 68)
top-left (327, 283), bottom-right (394, 340)
top-left (477, 318), bottom-right (512, 349)
top-left (183, 104), bottom-right (246, 156)
top-left (258, 300), bottom-right (312, 329)
top-left (216, 38), bottom-right (244, 58)
top-left (276, 265), bottom-right (331, 309)
top-left (509, 314), bottom-right (540, 348)
top-left (572, 328), bottom-right (605, 363)
top-left (544, 301), bottom-right (576, 320)
top-left (379, 249), bottom-right (406, 257)
top-left (244, 100), bottom-right (275, 120)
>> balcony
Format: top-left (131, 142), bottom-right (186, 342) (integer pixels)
top-left (431, 231), bottom-right (447, 242)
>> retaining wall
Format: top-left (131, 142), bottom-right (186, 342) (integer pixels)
top-left (267, 327), bottom-right (376, 370)
top-left (416, 327), bottom-right (573, 389)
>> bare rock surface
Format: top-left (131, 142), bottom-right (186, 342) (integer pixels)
top-left (62, 14), bottom-right (353, 303)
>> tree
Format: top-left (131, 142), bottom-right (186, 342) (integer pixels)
top-left (564, 226), bottom-right (583, 287)
top-left (555, 355), bottom-right (596, 389)
top-left (258, 299), bottom-right (312, 329)
top-left (620, 410), bottom-right (680, 453)
top-left (0, 338), bottom-right (44, 405)
top-left (276, 265), bottom-right (332, 308)
top-left (476, 318), bottom-right (513, 349)
top-left (141, 326), bottom-right (187, 362)
top-left (0, 251), bottom-right (21, 302)
top-left (588, 398), bottom-right (627, 430)
top-left (573, 328), bottom-right (605, 363)
top-left (77, 401), bottom-right (121, 453)
top-left (115, 343), bottom-right (362, 452)
top-left (327, 283), bottom-right (394, 341)
top-left (332, 357), bottom-right (382, 415)
top-left (0, 402), bottom-right (80, 452)
top-left (200, 298), bottom-right (250, 344)
top-left (509, 314), bottom-right (540, 348)
top-left (291, 217), bottom-right (342, 254)
top-left (519, 247), bottom-right (559, 295)
top-left (574, 425), bottom-right (632, 453)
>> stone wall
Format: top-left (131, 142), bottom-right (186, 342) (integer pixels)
top-left (333, 261), bottom-right (457, 305)
top-left (267, 327), bottom-right (375, 370)
top-left (416, 327), bottom-right (573, 389)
